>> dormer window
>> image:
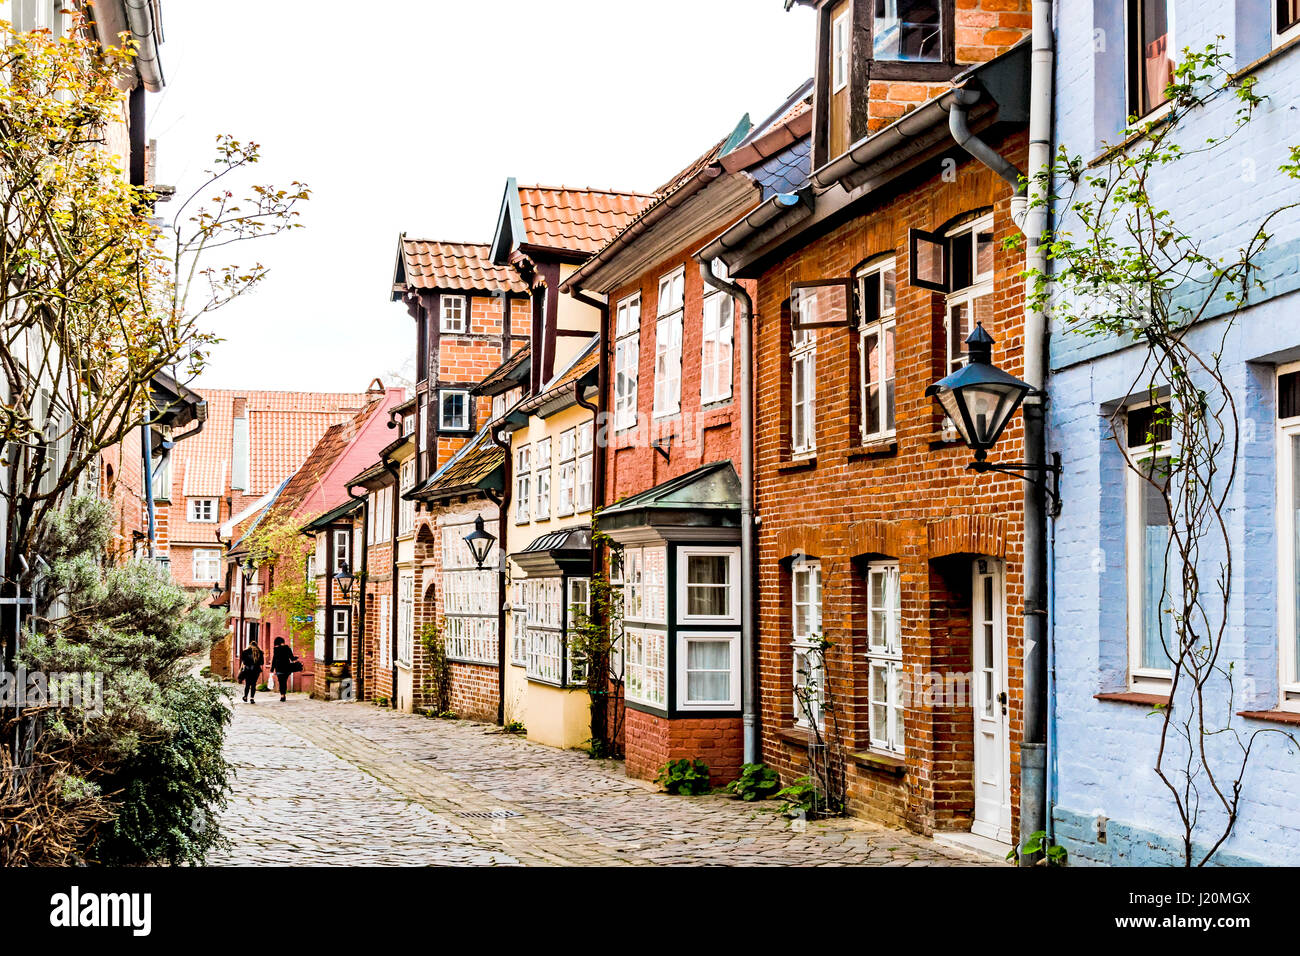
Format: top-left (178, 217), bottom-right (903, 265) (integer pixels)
top-left (872, 0), bottom-right (943, 62)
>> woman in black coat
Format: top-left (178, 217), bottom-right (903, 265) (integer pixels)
top-left (238, 638), bottom-right (264, 703)
top-left (271, 636), bottom-right (299, 702)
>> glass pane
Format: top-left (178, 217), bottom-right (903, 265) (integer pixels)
top-left (882, 268), bottom-right (896, 312)
top-left (688, 671), bottom-right (730, 702)
top-left (687, 640), bottom-right (730, 671)
top-left (883, 326), bottom-right (895, 431)
top-left (1141, 462), bottom-right (1171, 669)
top-left (688, 554), bottom-right (728, 585)
top-left (1294, 435), bottom-right (1300, 682)
top-left (1138, 0), bottom-right (1175, 115)
top-left (976, 229), bottom-right (994, 277)
top-left (873, 0), bottom-right (943, 61)
top-left (688, 585), bottom-right (729, 617)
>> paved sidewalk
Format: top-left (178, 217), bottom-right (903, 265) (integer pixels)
top-left (210, 693), bottom-right (996, 867)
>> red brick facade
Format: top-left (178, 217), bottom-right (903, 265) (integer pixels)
top-left (752, 133), bottom-right (1029, 837)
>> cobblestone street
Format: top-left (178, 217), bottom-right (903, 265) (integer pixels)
top-left (210, 694), bottom-right (996, 867)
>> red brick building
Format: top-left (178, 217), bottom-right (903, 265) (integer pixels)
top-left (697, 2), bottom-right (1032, 847)
top-left (561, 90), bottom-right (814, 785)
top-left (167, 387), bottom-right (368, 595)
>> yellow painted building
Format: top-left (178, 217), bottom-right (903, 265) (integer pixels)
top-left (502, 337), bottom-right (600, 749)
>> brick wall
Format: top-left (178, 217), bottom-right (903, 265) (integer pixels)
top-left (753, 132), bottom-right (1029, 838)
top-left (624, 708), bottom-right (745, 786)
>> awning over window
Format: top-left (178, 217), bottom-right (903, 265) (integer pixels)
top-left (596, 461), bottom-right (741, 542)
top-left (512, 524), bottom-right (592, 576)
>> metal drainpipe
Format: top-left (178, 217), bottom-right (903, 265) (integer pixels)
top-left (488, 426), bottom-right (515, 726)
top-left (697, 260), bottom-right (758, 767)
top-left (347, 484), bottom-right (370, 702)
top-left (948, 16), bottom-right (1054, 861)
top-left (381, 460), bottom-right (402, 707)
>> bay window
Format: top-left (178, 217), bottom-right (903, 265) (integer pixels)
top-left (624, 628), bottom-right (667, 709)
top-left (1125, 404), bottom-right (1174, 691)
top-left (619, 545), bottom-right (668, 708)
top-left (701, 290), bottom-right (734, 405)
top-left (678, 547), bottom-right (740, 624)
top-left (791, 559), bottom-right (823, 728)
top-left (653, 269), bottom-right (684, 418)
top-left (866, 562), bottom-right (904, 755)
top-left (524, 576), bottom-right (564, 684)
top-left (678, 633), bottom-right (740, 710)
top-left (615, 294), bottom-right (641, 430)
top-left (858, 259), bottom-right (897, 442)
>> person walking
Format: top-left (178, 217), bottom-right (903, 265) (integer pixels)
top-left (238, 637), bottom-right (264, 704)
top-left (271, 636), bottom-right (300, 702)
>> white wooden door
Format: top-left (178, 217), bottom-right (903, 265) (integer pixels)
top-left (971, 558), bottom-right (1012, 843)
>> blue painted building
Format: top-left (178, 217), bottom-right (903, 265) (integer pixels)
top-left (1048, 0), bottom-right (1300, 865)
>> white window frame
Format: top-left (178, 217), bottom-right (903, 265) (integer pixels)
top-left (700, 290), bottom-right (734, 405)
top-left (333, 528), bottom-right (350, 571)
top-left (397, 572), bottom-right (414, 667)
top-left (831, 7), bottom-right (851, 92)
top-left (510, 579), bottom-right (528, 667)
top-left (614, 293), bottom-right (641, 431)
top-left (1125, 0), bottom-right (1177, 121)
top-left (378, 594), bottom-right (392, 670)
top-left (557, 427), bottom-right (576, 516)
top-left (1124, 405), bottom-right (1174, 693)
top-left (677, 631), bottom-right (741, 711)
top-left (332, 607), bottom-right (350, 662)
top-left (623, 626), bottom-right (667, 709)
top-left (1277, 0), bottom-right (1300, 47)
top-left (515, 444), bottom-right (531, 524)
top-left (188, 497), bottom-right (218, 523)
top-left (1278, 363), bottom-right (1300, 710)
top-left (790, 317), bottom-right (817, 457)
top-left (440, 294), bottom-right (467, 333)
top-left (857, 259), bottom-right (897, 443)
top-left (398, 459), bottom-right (415, 535)
top-left (653, 269), bottom-right (684, 419)
top-left (791, 559), bottom-right (823, 728)
top-left (676, 546), bottom-right (741, 625)
top-left (439, 389), bottom-right (471, 432)
top-left (865, 561), bottom-right (904, 755)
top-left (567, 576), bottom-right (590, 686)
top-left (944, 215), bottom-right (995, 374)
top-left (576, 421), bottom-right (594, 513)
top-left (535, 436), bottom-right (551, 520)
top-left (192, 549), bottom-right (221, 583)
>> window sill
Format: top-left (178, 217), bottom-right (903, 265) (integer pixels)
top-left (776, 457), bottom-right (817, 474)
top-left (1237, 708), bottom-right (1300, 726)
top-left (848, 439), bottom-right (897, 461)
top-left (1094, 691), bottom-right (1170, 708)
top-left (851, 750), bottom-right (906, 776)
top-left (777, 725), bottom-right (816, 748)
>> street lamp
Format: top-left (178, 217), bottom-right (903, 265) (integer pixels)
top-left (925, 323), bottom-right (1061, 515)
top-left (241, 556), bottom-right (256, 586)
top-left (334, 560), bottom-right (355, 599)
top-left (463, 514), bottom-right (496, 570)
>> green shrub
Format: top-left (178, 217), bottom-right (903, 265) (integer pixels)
top-left (656, 758), bottom-right (711, 795)
top-left (503, 720), bottom-right (525, 734)
top-left (775, 776), bottom-right (821, 817)
top-left (92, 677), bottom-right (233, 865)
top-left (723, 762), bottom-right (781, 802)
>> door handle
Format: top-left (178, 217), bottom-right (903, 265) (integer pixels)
top-left (997, 691), bottom-right (1007, 716)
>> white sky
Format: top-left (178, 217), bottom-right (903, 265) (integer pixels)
top-left (149, 0), bottom-right (815, 392)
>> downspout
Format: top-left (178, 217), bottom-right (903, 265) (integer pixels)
top-left (381, 459), bottom-right (401, 708)
top-left (347, 483), bottom-right (371, 702)
top-left (141, 423), bottom-right (156, 559)
top-left (568, 290), bottom-right (611, 750)
top-left (697, 260), bottom-right (758, 767)
top-left (488, 427), bottom-right (515, 727)
top-left (948, 9), bottom-right (1054, 861)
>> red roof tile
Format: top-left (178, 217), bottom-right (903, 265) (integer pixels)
top-left (516, 185), bottom-right (654, 255)
top-left (171, 388), bottom-right (368, 543)
top-left (397, 238), bottom-right (528, 294)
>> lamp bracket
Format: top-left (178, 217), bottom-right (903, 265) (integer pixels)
top-left (968, 452), bottom-right (1062, 517)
